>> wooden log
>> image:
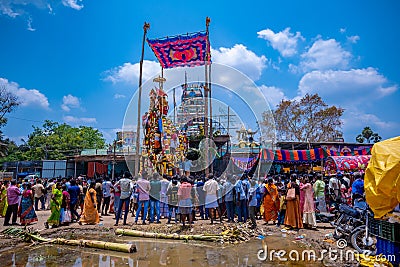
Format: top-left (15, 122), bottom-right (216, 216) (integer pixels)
top-left (53, 238), bottom-right (136, 253)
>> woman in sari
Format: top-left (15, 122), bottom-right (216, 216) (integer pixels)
top-left (262, 178), bottom-right (279, 224)
top-left (19, 183), bottom-right (38, 225)
top-left (79, 182), bottom-right (99, 225)
top-left (299, 175), bottom-right (305, 217)
top-left (60, 185), bottom-right (71, 225)
top-left (284, 174), bottom-right (303, 229)
top-left (45, 182), bottom-right (62, 229)
top-left (0, 181), bottom-right (9, 217)
top-left (300, 177), bottom-right (317, 228)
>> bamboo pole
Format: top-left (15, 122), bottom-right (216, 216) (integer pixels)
top-left (1, 228), bottom-right (136, 253)
top-left (53, 238), bottom-right (136, 253)
top-left (115, 229), bottom-right (220, 242)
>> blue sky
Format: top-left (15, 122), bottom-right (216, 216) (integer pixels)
top-left (1, 0), bottom-right (399, 145)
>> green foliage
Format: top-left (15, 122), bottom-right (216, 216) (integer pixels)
top-left (1, 120), bottom-right (106, 161)
top-left (356, 126), bottom-right (382, 143)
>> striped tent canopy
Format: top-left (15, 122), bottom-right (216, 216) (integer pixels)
top-left (260, 148), bottom-right (326, 163)
top-left (323, 147), bottom-right (371, 157)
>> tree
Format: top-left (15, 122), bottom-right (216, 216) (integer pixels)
top-left (356, 126), bottom-right (382, 143)
top-left (0, 85), bottom-right (19, 128)
top-left (21, 120), bottom-right (106, 160)
top-left (268, 93), bottom-right (344, 142)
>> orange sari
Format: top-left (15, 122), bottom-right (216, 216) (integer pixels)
top-left (79, 188), bottom-right (100, 224)
top-left (263, 184), bottom-right (279, 222)
top-left (284, 182), bottom-right (303, 229)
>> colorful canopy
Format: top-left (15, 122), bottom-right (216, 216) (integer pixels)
top-left (364, 136), bottom-right (400, 218)
top-left (324, 155), bottom-right (371, 173)
top-left (260, 148), bottom-right (326, 163)
top-left (147, 32), bottom-right (210, 69)
top-left (259, 147), bottom-right (372, 163)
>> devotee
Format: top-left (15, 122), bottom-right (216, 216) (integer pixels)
top-left (313, 174), bottom-right (327, 212)
top-left (167, 179), bottom-right (179, 224)
top-left (262, 178), bottom-right (279, 225)
top-left (3, 180), bottom-right (21, 226)
top-left (178, 176), bottom-right (194, 227)
top-left (223, 175), bottom-right (235, 223)
top-left (248, 180), bottom-right (258, 229)
top-left (203, 174), bottom-right (221, 224)
top-left (352, 172), bottom-right (364, 204)
top-left (79, 181), bottom-right (100, 225)
top-left (67, 179), bottom-right (81, 222)
top-left (284, 174), bottom-right (303, 229)
top-left (19, 183), bottom-right (38, 226)
top-left (149, 173), bottom-right (161, 223)
top-left (45, 182), bottom-right (63, 229)
top-left (60, 184), bottom-right (71, 225)
top-left (235, 174), bottom-right (250, 223)
top-left (0, 180), bottom-right (9, 217)
top-left (101, 177), bottom-right (113, 216)
top-left (301, 176), bottom-right (317, 228)
top-left (32, 180), bottom-right (45, 211)
top-left (134, 172), bottom-right (150, 225)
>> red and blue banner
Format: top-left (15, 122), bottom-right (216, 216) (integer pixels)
top-left (259, 147), bottom-right (372, 163)
top-left (147, 32), bottom-right (210, 69)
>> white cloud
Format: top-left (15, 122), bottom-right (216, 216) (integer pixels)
top-left (211, 44), bottom-right (267, 81)
top-left (27, 17), bottom-right (35, 31)
top-left (114, 94), bottom-right (126, 99)
top-left (63, 116), bottom-right (96, 124)
top-left (300, 39), bottom-right (352, 71)
top-left (298, 68), bottom-right (398, 102)
top-left (61, 94), bottom-right (80, 112)
top-left (340, 28), bottom-right (346, 33)
top-left (257, 27), bottom-right (304, 57)
top-left (61, 0), bottom-right (83, 10)
top-left (342, 109), bottom-right (399, 141)
top-left (104, 60), bottom-right (161, 85)
top-left (258, 85), bottom-right (286, 107)
top-left (0, 77), bottom-right (49, 109)
top-left (1, 1), bottom-right (84, 30)
top-left (347, 35), bottom-right (360, 44)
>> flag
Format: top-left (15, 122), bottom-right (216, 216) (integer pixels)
top-left (147, 32), bottom-right (210, 69)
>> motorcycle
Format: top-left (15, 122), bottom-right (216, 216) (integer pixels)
top-left (350, 205), bottom-right (376, 255)
top-left (331, 198), bottom-right (367, 240)
top-left (332, 198), bottom-right (376, 254)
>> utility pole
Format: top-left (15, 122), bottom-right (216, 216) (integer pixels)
top-left (134, 22), bottom-right (150, 176)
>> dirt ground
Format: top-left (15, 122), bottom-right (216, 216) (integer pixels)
top-left (0, 209), bottom-right (338, 255)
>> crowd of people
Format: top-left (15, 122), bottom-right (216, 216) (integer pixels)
top-left (0, 170), bottom-right (364, 230)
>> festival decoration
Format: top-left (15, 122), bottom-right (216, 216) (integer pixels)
top-left (142, 87), bottom-right (188, 175)
top-left (324, 156), bottom-right (371, 173)
top-left (147, 32), bottom-right (210, 69)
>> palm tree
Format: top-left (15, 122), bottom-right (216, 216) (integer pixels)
top-left (356, 126), bottom-right (382, 143)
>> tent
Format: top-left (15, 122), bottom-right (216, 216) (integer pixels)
top-left (365, 136), bottom-right (400, 218)
top-left (324, 155), bottom-right (371, 174)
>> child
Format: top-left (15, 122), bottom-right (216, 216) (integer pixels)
top-left (248, 180), bottom-right (258, 229)
top-left (276, 188), bottom-right (287, 227)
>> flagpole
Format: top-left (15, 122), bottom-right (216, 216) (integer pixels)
top-left (204, 17), bottom-right (210, 176)
top-left (207, 17), bottom-right (213, 175)
top-left (135, 22), bottom-right (150, 176)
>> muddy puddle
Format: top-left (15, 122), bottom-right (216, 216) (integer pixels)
top-left (0, 234), bottom-right (326, 266)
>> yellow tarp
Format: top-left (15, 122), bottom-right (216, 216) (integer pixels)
top-left (365, 136), bottom-right (400, 218)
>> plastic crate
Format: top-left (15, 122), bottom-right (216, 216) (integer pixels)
top-left (376, 237), bottom-right (400, 266)
top-left (368, 218), bottom-right (400, 243)
top-left (368, 218), bottom-right (380, 236)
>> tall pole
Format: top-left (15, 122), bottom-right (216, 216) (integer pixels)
top-left (135, 22), bottom-right (150, 176)
top-left (206, 17), bottom-right (213, 174)
top-left (204, 17), bottom-right (211, 176)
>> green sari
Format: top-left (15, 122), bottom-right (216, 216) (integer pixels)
top-left (0, 186), bottom-right (7, 217)
top-left (47, 188), bottom-right (62, 226)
